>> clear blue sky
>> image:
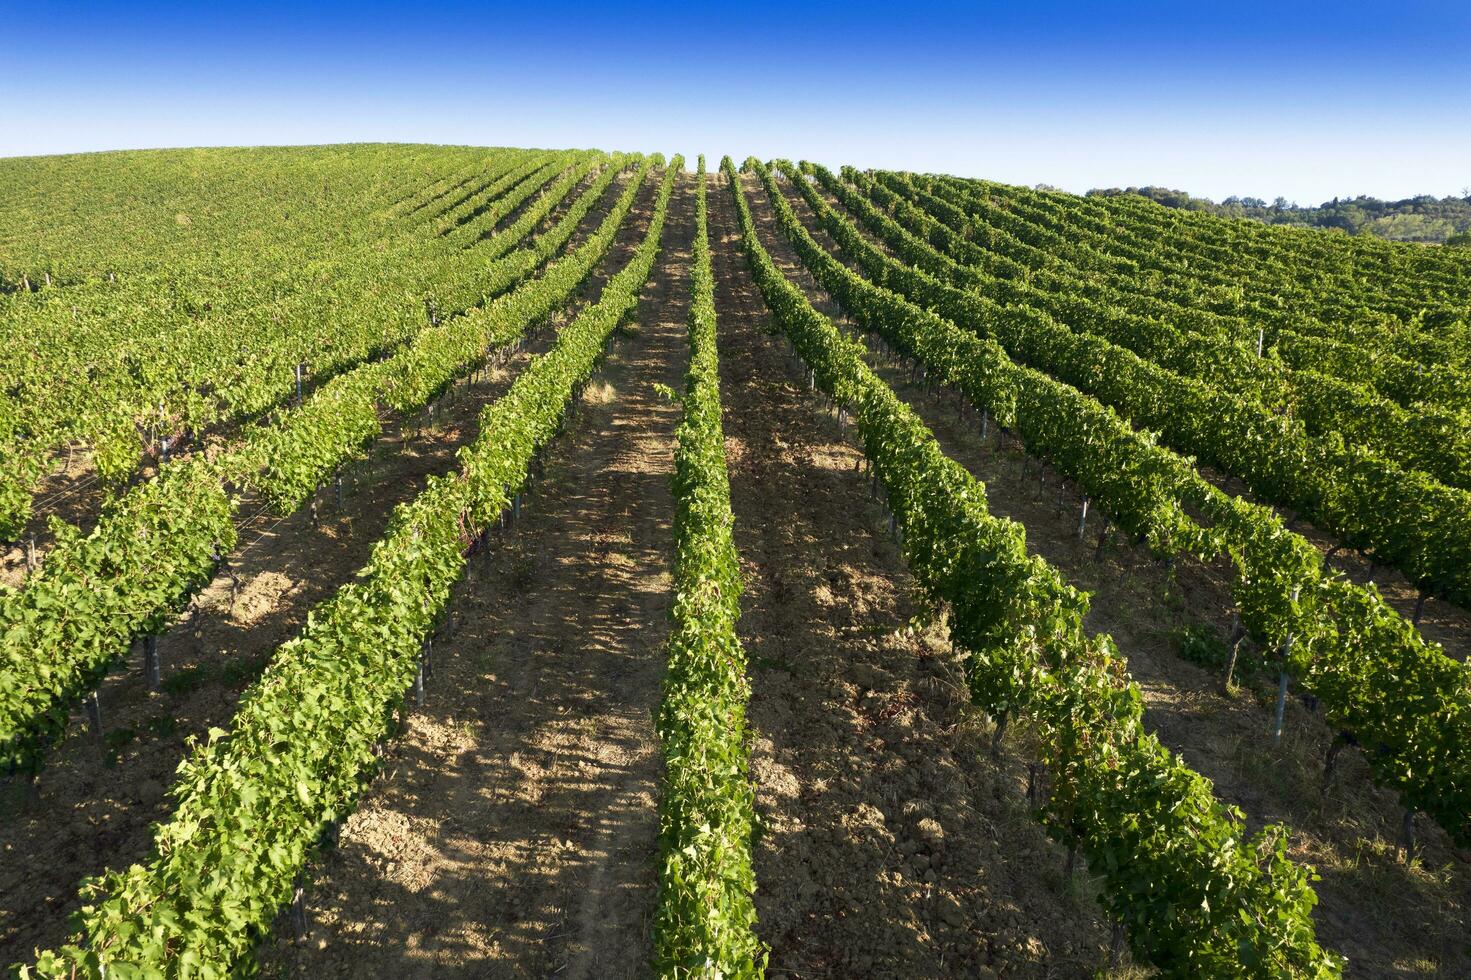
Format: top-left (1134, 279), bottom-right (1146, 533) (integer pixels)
top-left (5, 0), bottom-right (1468, 203)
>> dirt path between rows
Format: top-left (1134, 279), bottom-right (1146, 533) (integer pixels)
top-left (0, 169), bottom-right (645, 967)
top-left (772, 170), bottom-right (1471, 977)
top-left (711, 171), bottom-right (1115, 977)
top-left (260, 171), bottom-right (693, 979)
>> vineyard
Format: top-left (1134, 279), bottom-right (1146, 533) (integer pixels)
top-left (0, 145), bottom-right (1468, 978)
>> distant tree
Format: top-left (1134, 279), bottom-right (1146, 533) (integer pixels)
top-left (1447, 231), bottom-right (1471, 247)
top-left (1088, 182), bottom-right (1471, 242)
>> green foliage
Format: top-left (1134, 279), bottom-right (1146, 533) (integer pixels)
top-left (842, 168), bottom-right (1471, 605)
top-left (0, 148), bottom-right (597, 535)
top-left (914, 171), bottom-right (1471, 391)
top-left (1177, 624), bottom-right (1230, 669)
top-left (652, 157), bottom-right (766, 976)
top-left (0, 460), bottom-right (236, 773)
top-left (813, 165), bottom-right (1471, 494)
top-left (233, 153), bottom-right (637, 512)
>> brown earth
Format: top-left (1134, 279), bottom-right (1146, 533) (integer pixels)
top-left (259, 170), bottom-right (688, 979)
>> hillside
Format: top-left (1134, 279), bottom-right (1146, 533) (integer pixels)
top-left (1, 145), bottom-right (1469, 979)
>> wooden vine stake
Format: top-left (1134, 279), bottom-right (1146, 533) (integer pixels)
top-left (989, 712), bottom-right (1008, 758)
top-left (1093, 518), bottom-right (1111, 561)
top-left (1271, 587), bottom-right (1301, 744)
top-left (1109, 921), bottom-right (1127, 969)
top-left (1271, 665), bottom-right (1291, 743)
top-left (84, 690), bottom-right (103, 740)
top-left (290, 874), bottom-right (309, 939)
top-left (143, 635), bottom-right (161, 691)
top-left (1223, 611), bottom-right (1243, 691)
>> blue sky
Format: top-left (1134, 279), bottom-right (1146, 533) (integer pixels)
top-left (4, 0), bottom-right (1469, 202)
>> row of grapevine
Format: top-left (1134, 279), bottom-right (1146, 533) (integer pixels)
top-left (2, 147), bottom-right (608, 543)
top-left (929, 169), bottom-right (1471, 444)
top-left (750, 159), bottom-right (1471, 847)
top-left (847, 167), bottom-right (1471, 454)
top-left (383, 158), bottom-right (488, 220)
top-left (898, 171), bottom-right (1471, 394)
top-left (0, 146), bottom-right (493, 295)
top-left (725, 156), bottom-right (1340, 977)
top-left (0, 149), bottom-right (579, 539)
top-left (0, 149), bottom-right (536, 416)
top-left (0, 155), bottom-right (651, 775)
top-left (961, 170), bottom-right (1471, 323)
top-left (236, 153), bottom-right (642, 510)
top-left (0, 147), bottom-right (507, 324)
top-left (0, 149), bottom-right (532, 539)
top-left (922, 174), bottom-right (1471, 376)
top-left (960, 172), bottom-right (1471, 324)
top-left (822, 167), bottom-right (1471, 549)
top-left (867, 170), bottom-right (1471, 422)
top-left (652, 158), bottom-right (765, 976)
top-left (15, 157), bottom-right (682, 980)
top-left (784, 163), bottom-right (1471, 610)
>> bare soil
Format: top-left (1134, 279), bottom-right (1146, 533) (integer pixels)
top-left (718, 172), bottom-right (1118, 977)
top-left (259, 170), bottom-right (689, 979)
